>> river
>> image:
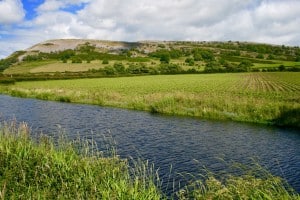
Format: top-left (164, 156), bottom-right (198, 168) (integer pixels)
top-left (0, 94), bottom-right (299, 194)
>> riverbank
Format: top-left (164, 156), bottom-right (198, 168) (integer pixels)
top-left (0, 73), bottom-right (299, 127)
top-left (1, 121), bottom-right (299, 199)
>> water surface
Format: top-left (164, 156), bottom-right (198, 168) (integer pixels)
top-left (0, 95), bottom-right (299, 194)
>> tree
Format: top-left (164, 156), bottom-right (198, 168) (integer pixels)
top-left (160, 53), bottom-right (170, 64)
top-left (238, 60), bottom-right (253, 72)
top-left (185, 58), bottom-right (195, 66)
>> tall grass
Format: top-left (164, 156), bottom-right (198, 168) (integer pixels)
top-left (0, 121), bottom-right (162, 199)
top-left (177, 162), bottom-right (300, 200)
top-left (0, 121), bottom-right (299, 199)
top-left (0, 73), bottom-right (299, 127)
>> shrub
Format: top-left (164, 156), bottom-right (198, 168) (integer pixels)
top-left (102, 59), bottom-right (109, 64)
top-left (159, 63), bottom-right (182, 74)
top-left (113, 63), bottom-right (125, 73)
top-left (185, 58), bottom-right (195, 66)
top-left (104, 66), bottom-right (116, 75)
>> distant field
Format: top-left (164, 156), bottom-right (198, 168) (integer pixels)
top-left (30, 61), bottom-right (103, 73)
top-left (4, 59), bottom-right (161, 74)
top-left (4, 60), bottom-right (118, 74)
top-left (1, 72), bottom-right (299, 126)
top-left (4, 60), bottom-right (57, 74)
top-left (252, 60), bottom-right (300, 69)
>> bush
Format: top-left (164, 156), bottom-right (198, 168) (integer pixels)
top-left (159, 63), bottom-right (182, 74)
top-left (185, 58), bottom-right (195, 66)
top-left (102, 59), bottom-right (109, 64)
top-left (113, 63), bottom-right (125, 73)
top-left (104, 66), bottom-right (116, 75)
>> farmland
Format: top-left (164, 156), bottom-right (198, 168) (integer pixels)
top-left (0, 72), bottom-right (299, 127)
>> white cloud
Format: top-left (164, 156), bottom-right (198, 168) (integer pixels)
top-left (0, 0), bottom-right (25, 24)
top-left (36, 0), bottom-right (63, 12)
top-left (1, 0), bottom-right (300, 59)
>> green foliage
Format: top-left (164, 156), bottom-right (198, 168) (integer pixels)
top-left (267, 54), bottom-right (275, 60)
top-left (192, 49), bottom-right (215, 62)
top-left (159, 63), bottom-right (182, 74)
top-left (113, 62), bottom-right (126, 73)
top-left (127, 63), bottom-right (149, 74)
top-left (279, 65), bottom-right (286, 71)
top-left (149, 49), bottom-right (171, 63)
top-left (160, 54), bottom-right (170, 63)
top-left (0, 51), bottom-right (25, 72)
top-left (102, 59), bottom-right (109, 64)
top-left (77, 42), bottom-right (96, 53)
top-left (204, 61), bottom-right (223, 73)
top-left (59, 49), bottom-right (75, 60)
top-left (185, 58), bottom-right (195, 66)
top-left (169, 49), bottom-right (183, 59)
top-left (22, 54), bottom-right (41, 62)
top-left (238, 60), bottom-right (253, 71)
top-left (103, 66), bottom-right (116, 75)
top-left (127, 57), bottom-right (150, 62)
top-left (256, 53), bottom-right (264, 59)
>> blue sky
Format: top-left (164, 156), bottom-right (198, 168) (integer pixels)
top-left (1, 0), bottom-right (300, 58)
top-left (22, 0), bottom-right (44, 20)
top-left (21, 0), bottom-right (87, 19)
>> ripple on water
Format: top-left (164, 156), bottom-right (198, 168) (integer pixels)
top-left (0, 94), bottom-right (299, 193)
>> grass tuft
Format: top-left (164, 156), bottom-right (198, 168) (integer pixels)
top-left (177, 162), bottom-right (300, 200)
top-left (0, 121), bottom-right (162, 199)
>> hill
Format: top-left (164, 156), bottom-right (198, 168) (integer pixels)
top-left (0, 39), bottom-right (300, 79)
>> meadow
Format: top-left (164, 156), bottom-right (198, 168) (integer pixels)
top-left (0, 72), bottom-right (299, 127)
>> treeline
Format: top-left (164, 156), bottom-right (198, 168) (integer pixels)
top-left (2, 63), bottom-right (298, 85)
top-left (207, 41), bottom-right (300, 61)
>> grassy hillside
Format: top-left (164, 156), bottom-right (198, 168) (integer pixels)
top-left (1, 72), bottom-right (299, 127)
top-left (1, 40), bottom-right (300, 76)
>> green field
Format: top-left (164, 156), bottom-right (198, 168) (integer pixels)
top-left (1, 72), bottom-right (299, 127)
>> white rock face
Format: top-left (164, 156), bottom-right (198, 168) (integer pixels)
top-left (26, 39), bottom-right (140, 53)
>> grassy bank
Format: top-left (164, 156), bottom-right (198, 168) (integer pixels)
top-left (0, 121), bottom-right (161, 199)
top-left (0, 72), bottom-right (299, 127)
top-left (1, 121), bottom-right (299, 199)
